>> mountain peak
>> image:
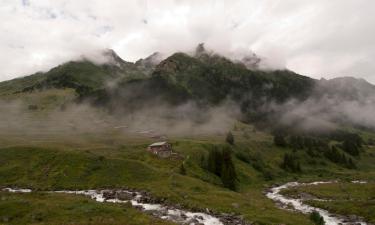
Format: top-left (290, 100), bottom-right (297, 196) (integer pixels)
top-left (136, 52), bottom-right (163, 68)
top-left (101, 49), bottom-right (126, 65)
top-left (240, 52), bottom-right (262, 70)
top-left (195, 43), bottom-right (206, 56)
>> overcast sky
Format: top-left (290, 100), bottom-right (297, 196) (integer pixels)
top-left (1, 0), bottom-right (375, 83)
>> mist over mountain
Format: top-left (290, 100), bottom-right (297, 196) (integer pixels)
top-left (1, 45), bottom-right (375, 137)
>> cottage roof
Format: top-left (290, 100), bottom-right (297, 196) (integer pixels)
top-left (149, 141), bottom-right (168, 147)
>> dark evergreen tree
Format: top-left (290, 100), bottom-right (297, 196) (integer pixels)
top-left (296, 161), bottom-right (302, 172)
top-left (206, 145), bottom-right (238, 190)
top-left (347, 157), bottom-right (357, 169)
top-left (307, 147), bottom-right (317, 157)
top-left (200, 154), bottom-right (206, 169)
top-left (295, 136), bottom-right (304, 149)
top-left (342, 139), bottom-right (360, 156)
top-left (179, 163), bottom-right (186, 175)
top-left (281, 153), bottom-right (301, 172)
top-left (331, 131), bottom-right (362, 156)
top-left (207, 145), bottom-right (223, 176)
top-left (274, 134), bottom-right (287, 147)
top-left (368, 138), bottom-right (375, 146)
top-left (324, 146), bottom-right (357, 169)
top-left (325, 146), bottom-right (341, 163)
top-left (340, 153), bottom-right (348, 165)
top-left (226, 131), bottom-right (235, 145)
top-left (221, 146), bottom-right (237, 190)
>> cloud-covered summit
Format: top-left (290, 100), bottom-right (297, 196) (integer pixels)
top-left (1, 0), bottom-right (374, 83)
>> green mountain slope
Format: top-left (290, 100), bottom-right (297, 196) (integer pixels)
top-left (154, 52), bottom-right (315, 104)
top-left (2, 47), bottom-right (374, 113)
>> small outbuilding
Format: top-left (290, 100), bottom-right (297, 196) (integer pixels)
top-left (147, 141), bottom-right (172, 158)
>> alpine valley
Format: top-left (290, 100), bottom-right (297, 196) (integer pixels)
top-left (0, 45), bottom-right (374, 225)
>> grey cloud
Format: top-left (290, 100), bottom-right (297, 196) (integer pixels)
top-left (0, 97), bottom-right (238, 138)
top-left (0, 0), bottom-right (374, 83)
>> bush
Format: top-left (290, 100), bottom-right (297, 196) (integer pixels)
top-left (235, 151), bottom-right (250, 164)
top-left (310, 211), bottom-right (325, 225)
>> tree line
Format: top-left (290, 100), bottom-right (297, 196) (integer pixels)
top-left (273, 129), bottom-right (360, 170)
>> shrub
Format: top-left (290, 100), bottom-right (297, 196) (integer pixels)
top-left (235, 151), bottom-right (250, 164)
top-left (310, 211), bottom-right (325, 225)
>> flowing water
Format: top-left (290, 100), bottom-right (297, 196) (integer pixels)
top-left (3, 181), bottom-right (369, 225)
top-left (266, 181), bottom-right (368, 225)
top-left (2, 188), bottom-right (223, 225)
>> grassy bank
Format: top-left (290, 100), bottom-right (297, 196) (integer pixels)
top-left (281, 182), bottom-right (375, 223)
top-left (0, 191), bottom-right (173, 225)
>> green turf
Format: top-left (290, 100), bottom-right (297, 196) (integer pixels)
top-left (0, 141), bottom-right (314, 224)
top-left (0, 191), bottom-right (173, 225)
top-left (281, 182), bottom-right (375, 223)
top-left (0, 122), bottom-right (375, 225)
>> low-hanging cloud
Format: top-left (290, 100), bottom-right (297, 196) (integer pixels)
top-left (0, 97), bottom-right (239, 140)
top-left (2, 78), bottom-right (375, 139)
top-left (1, 0), bottom-right (375, 83)
top-left (268, 81), bottom-right (375, 132)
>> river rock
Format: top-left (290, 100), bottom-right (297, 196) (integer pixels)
top-left (116, 192), bottom-right (134, 200)
top-left (218, 214), bottom-right (253, 225)
top-left (187, 218), bottom-right (198, 224)
top-left (102, 191), bottom-right (116, 199)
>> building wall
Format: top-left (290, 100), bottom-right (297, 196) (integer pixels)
top-left (148, 144), bottom-right (172, 157)
top-left (157, 150), bottom-right (171, 158)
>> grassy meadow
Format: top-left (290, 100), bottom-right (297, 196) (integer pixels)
top-left (1, 122), bottom-right (375, 225)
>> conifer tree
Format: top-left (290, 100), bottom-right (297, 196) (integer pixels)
top-left (226, 131), bottom-right (234, 145)
top-left (221, 146), bottom-right (237, 190)
top-left (179, 163), bottom-right (186, 175)
top-left (207, 145), bottom-right (223, 176)
top-left (274, 134), bottom-right (287, 147)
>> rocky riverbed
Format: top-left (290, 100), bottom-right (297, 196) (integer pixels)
top-left (2, 187), bottom-right (251, 225)
top-left (265, 181), bottom-right (369, 225)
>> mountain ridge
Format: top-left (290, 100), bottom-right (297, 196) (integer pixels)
top-left (1, 48), bottom-right (374, 98)
top-left (1, 47), bottom-right (375, 131)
